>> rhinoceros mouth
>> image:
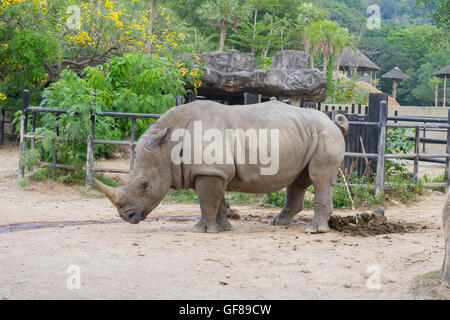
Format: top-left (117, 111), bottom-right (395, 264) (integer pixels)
top-left (126, 213), bottom-right (142, 224)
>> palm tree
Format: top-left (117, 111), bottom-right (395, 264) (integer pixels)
top-left (297, 2), bottom-right (328, 68)
top-left (308, 20), bottom-right (341, 77)
top-left (333, 27), bottom-right (351, 79)
top-left (197, 0), bottom-right (252, 51)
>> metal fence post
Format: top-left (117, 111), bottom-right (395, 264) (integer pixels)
top-left (413, 126), bottom-right (420, 182)
top-left (375, 100), bottom-right (388, 196)
top-left (85, 93), bottom-right (96, 187)
top-left (130, 117), bottom-right (136, 171)
top-left (18, 89), bottom-right (29, 176)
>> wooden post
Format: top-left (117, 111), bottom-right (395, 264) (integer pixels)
top-left (30, 112), bottom-right (37, 173)
top-left (446, 108), bottom-right (450, 187)
top-left (0, 108), bottom-right (4, 147)
top-left (85, 93), bottom-right (96, 187)
top-left (422, 124), bottom-right (426, 153)
top-left (444, 75), bottom-right (447, 108)
top-left (375, 100), bottom-right (388, 196)
top-left (392, 80), bottom-right (398, 100)
top-left (130, 117), bottom-right (136, 171)
top-left (52, 113), bottom-right (59, 176)
top-left (18, 89), bottom-right (29, 176)
top-left (413, 126), bottom-right (420, 182)
top-left (368, 93), bottom-right (389, 176)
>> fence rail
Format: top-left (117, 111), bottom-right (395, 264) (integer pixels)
top-left (18, 90), bottom-right (164, 186)
top-left (17, 90), bottom-right (450, 193)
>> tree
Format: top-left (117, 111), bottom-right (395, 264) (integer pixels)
top-left (296, 2), bottom-right (328, 67)
top-left (416, 0), bottom-right (450, 47)
top-left (308, 20), bottom-right (341, 77)
top-left (247, 0), bottom-right (279, 54)
top-left (333, 27), bottom-right (352, 79)
top-left (428, 77), bottom-right (441, 107)
top-left (230, 13), bottom-right (285, 63)
top-left (197, 0), bottom-right (252, 51)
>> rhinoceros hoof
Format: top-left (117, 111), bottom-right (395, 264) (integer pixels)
top-left (305, 222), bottom-right (330, 233)
top-left (269, 217), bottom-right (291, 226)
top-left (217, 218), bottom-right (232, 231)
top-left (192, 221), bottom-right (221, 233)
top-left (225, 209), bottom-right (240, 220)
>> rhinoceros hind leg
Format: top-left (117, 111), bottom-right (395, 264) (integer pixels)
top-left (193, 176), bottom-right (228, 233)
top-left (216, 199), bottom-right (232, 231)
top-left (270, 170), bottom-right (311, 226)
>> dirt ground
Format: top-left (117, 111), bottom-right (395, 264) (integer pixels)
top-left (0, 143), bottom-right (449, 300)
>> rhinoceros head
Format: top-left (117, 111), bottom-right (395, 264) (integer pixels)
top-left (94, 127), bottom-right (172, 224)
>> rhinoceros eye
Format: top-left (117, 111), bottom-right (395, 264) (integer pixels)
top-left (141, 181), bottom-right (148, 189)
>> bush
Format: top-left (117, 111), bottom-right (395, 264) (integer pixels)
top-left (17, 52), bottom-right (202, 182)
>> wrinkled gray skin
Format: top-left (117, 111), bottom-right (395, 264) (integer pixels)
top-left (94, 100), bottom-right (347, 233)
top-left (442, 189), bottom-right (450, 285)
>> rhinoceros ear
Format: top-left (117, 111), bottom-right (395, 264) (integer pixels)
top-left (146, 128), bottom-right (169, 151)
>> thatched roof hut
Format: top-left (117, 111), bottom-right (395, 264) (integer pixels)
top-left (382, 67), bottom-right (410, 80)
top-left (433, 64), bottom-right (450, 78)
top-left (381, 67), bottom-right (410, 100)
top-left (339, 47), bottom-right (380, 72)
top-left (432, 64), bottom-right (450, 107)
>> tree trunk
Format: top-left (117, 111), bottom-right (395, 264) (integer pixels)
top-left (335, 50), bottom-right (343, 80)
top-left (442, 189), bottom-right (450, 285)
top-left (219, 21), bottom-right (227, 51)
top-left (147, 0), bottom-right (156, 53)
top-left (392, 80), bottom-right (398, 100)
top-left (252, 9), bottom-right (258, 54)
top-left (322, 44), bottom-right (329, 78)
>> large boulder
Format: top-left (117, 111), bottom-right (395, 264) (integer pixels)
top-left (179, 50), bottom-right (326, 103)
top-left (443, 189), bottom-right (450, 285)
top-left (270, 50), bottom-right (309, 70)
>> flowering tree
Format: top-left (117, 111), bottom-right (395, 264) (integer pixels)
top-left (0, 0), bottom-right (196, 106)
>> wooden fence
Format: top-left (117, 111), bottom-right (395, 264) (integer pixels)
top-left (16, 90), bottom-right (450, 193)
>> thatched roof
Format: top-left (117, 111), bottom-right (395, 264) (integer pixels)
top-left (381, 67), bottom-right (410, 80)
top-left (356, 80), bottom-right (400, 106)
top-left (433, 64), bottom-right (450, 78)
top-left (339, 47), bottom-right (380, 71)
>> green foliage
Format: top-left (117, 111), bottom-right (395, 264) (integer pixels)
top-left (385, 127), bottom-right (414, 175)
top-left (16, 51), bottom-right (202, 182)
top-left (325, 78), bottom-right (370, 104)
top-left (84, 52), bottom-right (201, 137)
top-left (164, 189), bottom-right (200, 203)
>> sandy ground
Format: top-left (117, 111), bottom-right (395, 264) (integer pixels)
top-left (0, 143), bottom-right (449, 300)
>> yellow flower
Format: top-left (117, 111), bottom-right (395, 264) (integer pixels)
top-left (0, 93), bottom-right (7, 101)
top-left (180, 68), bottom-right (188, 77)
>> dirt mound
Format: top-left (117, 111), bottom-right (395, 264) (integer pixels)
top-left (328, 208), bottom-right (420, 236)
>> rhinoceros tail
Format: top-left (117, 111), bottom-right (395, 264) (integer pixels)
top-left (334, 114), bottom-right (349, 136)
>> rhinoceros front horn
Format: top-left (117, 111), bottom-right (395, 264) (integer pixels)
top-left (93, 178), bottom-right (121, 207)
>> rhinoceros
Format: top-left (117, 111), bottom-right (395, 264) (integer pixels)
top-left (94, 100), bottom-right (348, 233)
top-left (442, 189), bottom-right (450, 285)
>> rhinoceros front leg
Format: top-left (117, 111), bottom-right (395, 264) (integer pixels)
top-left (442, 189), bottom-right (450, 285)
top-left (193, 176), bottom-right (230, 233)
top-left (270, 170), bottom-right (311, 226)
